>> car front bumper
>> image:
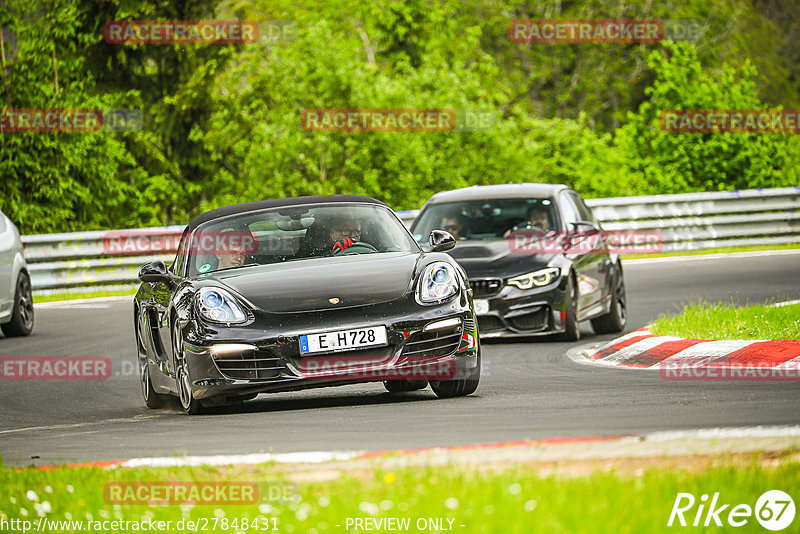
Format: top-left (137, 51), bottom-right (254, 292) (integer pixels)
top-left (180, 294), bottom-right (479, 401)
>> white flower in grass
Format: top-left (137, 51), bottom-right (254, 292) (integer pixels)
top-left (509, 483), bottom-right (521, 495)
top-left (44, 486), bottom-right (53, 494)
top-left (66, 485), bottom-right (74, 493)
top-left (19, 508), bottom-right (28, 517)
top-left (445, 497), bottom-right (459, 510)
top-left (379, 500), bottom-right (393, 511)
top-left (524, 500), bottom-right (537, 512)
top-left (214, 509), bottom-right (225, 518)
top-left (358, 501), bottom-right (379, 515)
top-left (26, 490), bottom-right (38, 502)
top-left (317, 496), bottom-right (330, 508)
top-left (258, 503), bottom-right (272, 514)
top-left (483, 505), bottom-right (494, 515)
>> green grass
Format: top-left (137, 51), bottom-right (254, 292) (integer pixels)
top-left (0, 459), bottom-right (797, 533)
top-left (33, 289), bottom-right (136, 303)
top-left (650, 301), bottom-right (800, 340)
top-left (622, 243), bottom-right (800, 260)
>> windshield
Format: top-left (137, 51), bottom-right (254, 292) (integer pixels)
top-left (187, 203), bottom-right (419, 276)
top-left (412, 198), bottom-right (559, 242)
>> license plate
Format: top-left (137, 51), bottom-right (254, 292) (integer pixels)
top-left (474, 299), bottom-right (490, 315)
top-left (299, 326), bottom-right (387, 354)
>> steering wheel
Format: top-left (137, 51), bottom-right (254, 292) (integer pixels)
top-left (330, 241), bottom-right (379, 255)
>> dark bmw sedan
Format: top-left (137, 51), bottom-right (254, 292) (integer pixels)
top-left (410, 184), bottom-right (626, 341)
top-left (134, 195), bottom-right (480, 414)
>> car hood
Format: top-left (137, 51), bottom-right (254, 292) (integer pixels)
top-left (209, 253), bottom-right (419, 313)
top-left (446, 239), bottom-right (558, 279)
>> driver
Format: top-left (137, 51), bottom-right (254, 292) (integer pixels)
top-left (504, 205), bottom-right (552, 237)
top-left (215, 228), bottom-right (248, 269)
top-left (329, 216), bottom-right (364, 254)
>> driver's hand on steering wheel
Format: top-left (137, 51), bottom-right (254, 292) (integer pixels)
top-left (331, 238), bottom-right (355, 254)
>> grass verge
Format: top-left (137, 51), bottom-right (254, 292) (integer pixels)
top-left (622, 243), bottom-right (800, 260)
top-left (1, 455), bottom-right (798, 533)
top-left (33, 289), bottom-right (136, 304)
top-left (650, 301), bottom-right (800, 340)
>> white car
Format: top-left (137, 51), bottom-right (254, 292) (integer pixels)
top-left (0, 210), bottom-right (33, 336)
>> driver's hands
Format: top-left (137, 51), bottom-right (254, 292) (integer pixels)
top-left (331, 238), bottom-right (354, 254)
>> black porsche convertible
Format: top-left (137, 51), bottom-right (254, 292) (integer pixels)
top-left (134, 195), bottom-right (480, 414)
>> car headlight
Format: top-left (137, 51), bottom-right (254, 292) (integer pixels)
top-left (507, 267), bottom-right (560, 290)
top-left (417, 262), bottom-right (459, 304)
top-left (196, 287), bottom-right (247, 324)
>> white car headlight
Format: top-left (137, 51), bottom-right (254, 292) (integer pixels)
top-left (417, 262), bottom-right (459, 304)
top-left (507, 267), bottom-right (560, 290)
top-left (196, 287), bottom-right (247, 324)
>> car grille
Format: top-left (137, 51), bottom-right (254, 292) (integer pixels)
top-left (402, 322), bottom-right (463, 358)
top-left (213, 349), bottom-right (286, 380)
top-left (507, 307), bottom-right (549, 331)
top-left (477, 315), bottom-right (505, 332)
top-left (470, 278), bottom-right (503, 298)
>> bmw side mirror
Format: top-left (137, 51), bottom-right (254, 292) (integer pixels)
top-left (429, 230), bottom-right (456, 252)
top-left (139, 260), bottom-right (171, 283)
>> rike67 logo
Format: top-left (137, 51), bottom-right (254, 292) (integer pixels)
top-left (668, 490), bottom-right (795, 530)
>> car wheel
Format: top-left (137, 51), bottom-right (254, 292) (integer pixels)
top-left (172, 321), bottom-right (205, 415)
top-left (383, 380), bottom-right (428, 393)
top-left (591, 264), bottom-right (627, 334)
top-left (1, 272), bottom-right (34, 337)
top-left (140, 362), bottom-right (168, 409)
top-left (558, 273), bottom-right (580, 341)
top-left (430, 350), bottom-right (480, 398)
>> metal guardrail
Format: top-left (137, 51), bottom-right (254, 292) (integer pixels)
top-left (22, 187), bottom-right (800, 294)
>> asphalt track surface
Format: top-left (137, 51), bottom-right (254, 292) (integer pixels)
top-left (1, 251), bottom-right (799, 466)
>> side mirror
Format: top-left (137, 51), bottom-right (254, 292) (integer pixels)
top-left (429, 230), bottom-right (456, 252)
top-left (138, 260), bottom-right (171, 283)
top-left (571, 221), bottom-right (601, 235)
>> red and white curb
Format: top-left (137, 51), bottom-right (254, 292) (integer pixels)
top-left (568, 327), bottom-right (800, 375)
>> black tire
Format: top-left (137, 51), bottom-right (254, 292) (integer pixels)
top-left (558, 273), bottom-right (580, 341)
top-left (173, 321), bottom-right (205, 415)
top-left (383, 380), bottom-right (428, 393)
top-left (430, 350), bottom-right (480, 398)
top-left (591, 264), bottom-right (627, 334)
top-left (140, 362), bottom-right (168, 409)
top-left (2, 272), bottom-right (34, 337)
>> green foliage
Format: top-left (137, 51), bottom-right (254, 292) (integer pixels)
top-left (1, 0), bottom-right (799, 234)
top-left (615, 42), bottom-right (795, 194)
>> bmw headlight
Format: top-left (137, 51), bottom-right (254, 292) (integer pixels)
top-left (196, 287), bottom-right (247, 324)
top-left (507, 267), bottom-right (560, 290)
top-left (417, 262), bottom-right (459, 304)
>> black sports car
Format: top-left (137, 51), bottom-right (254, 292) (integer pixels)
top-left (134, 195), bottom-right (480, 414)
top-left (410, 184), bottom-right (626, 341)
